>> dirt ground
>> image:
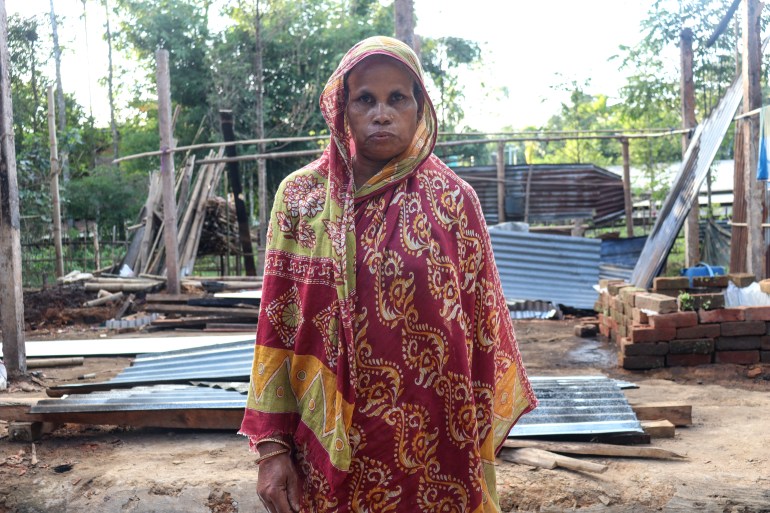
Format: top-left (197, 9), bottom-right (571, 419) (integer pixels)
top-left (2, 319), bottom-right (770, 512)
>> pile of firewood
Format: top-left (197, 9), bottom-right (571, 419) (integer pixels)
top-left (198, 197), bottom-right (241, 257)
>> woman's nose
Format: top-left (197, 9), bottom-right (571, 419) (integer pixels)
top-left (372, 102), bottom-right (392, 123)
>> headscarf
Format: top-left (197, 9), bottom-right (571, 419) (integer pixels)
top-left (241, 36), bottom-right (535, 488)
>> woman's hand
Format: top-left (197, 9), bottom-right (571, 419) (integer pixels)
top-left (256, 442), bottom-right (301, 513)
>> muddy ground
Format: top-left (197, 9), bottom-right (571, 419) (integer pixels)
top-left (1, 319), bottom-right (770, 512)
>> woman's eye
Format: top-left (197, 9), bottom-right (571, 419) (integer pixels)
top-left (359, 95), bottom-right (373, 103)
top-left (392, 93), bottom-right (405, 102)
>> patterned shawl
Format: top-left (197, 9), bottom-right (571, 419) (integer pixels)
top-left (240, 36), bottom-right (536, 490)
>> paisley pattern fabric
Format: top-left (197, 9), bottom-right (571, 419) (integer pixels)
top-left (240, 36), bottom-right (537, 512)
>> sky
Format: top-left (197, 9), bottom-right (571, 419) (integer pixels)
top-left (9, 0), bottom-right (656, 132)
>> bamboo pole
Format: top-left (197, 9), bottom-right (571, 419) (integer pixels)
top-left (0, 1), bottom-right (26, 378)
top-left (47, 86), bottom-right (64, 277)
top-left (156, 49), bottom-right (181, 294)
top-left (621, 138), bottom-right (634, 237)
top-left (496, 141), bottom-right (506, 223)
top-left (681, 28), bottom-right (700, 268)
top-left (743, 0), bottom-right (765, 278)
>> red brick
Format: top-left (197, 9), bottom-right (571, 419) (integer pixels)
top-left (692, 275), bottom-right (729, 288)
top-left (608, 282), bottom-right (632, 296)
top-left (676, 324), bottom-right (720, 339)
top-left (762, 336), bottom-right (770, 351)
top-left (690, 293), bottom-right (725, 311)
top-left (653, 276), bottom-right (689, 291)
top-left (762, 351), bottom-right (770, 363)
top-left (619, 286), bottom-right (647, 307)
top-left (599, 279), bottom-right (625, 290)
top-left (629, 325), bottom-right (676, 343)
top-left (667, 353), bottom-right (712, 367)
top-left (650, 311), bottom-right (698, 330)
top-left (720, 321), bottom-right (766, 337)
top-left (632, 308), bottom-right (649, 325)
top-left (635, 293), bottom-right (678, 314)
top-left (698, 308), bottom-right (745, 323)
top-left (743, 306), bottom-right (770, 321)
top-left (759, 279), bottom-right (770, 294)
top-left (599, 323), bottom-right (610, 338)
top-left (728, 273), bottom-right (755, 288)
top-left (620, 337), bottom-right (669, 356)
top-left (670, 338), bottom-right (715, 354)
top-left (714, 350), bottom-right (760, 365)
top-left (715, 336), bottom-right (761, 351)
top-left (620, 354), bottom-right (666, 370)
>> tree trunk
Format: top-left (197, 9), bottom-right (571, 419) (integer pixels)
top-left (104, 0), bottom-right (119, 162)
top-left (48, 0), bottom-right (68, 182)
top-left (0, 0), bottom-right (27, 379)
top-left (394, 0), bottom-right (415, 50)
top-left (255, 0), bottom-right (268, 254)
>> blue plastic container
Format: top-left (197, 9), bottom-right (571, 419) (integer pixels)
top-left (680, 262), bottom-right (725, 287)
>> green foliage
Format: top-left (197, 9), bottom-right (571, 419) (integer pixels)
top-left (65, 165), bottom-right (147, 233)
top-left (421, 36), bottom-right (481, 131)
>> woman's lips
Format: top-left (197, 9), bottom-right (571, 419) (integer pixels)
top-left (369, 131), bottom-right (395, 141)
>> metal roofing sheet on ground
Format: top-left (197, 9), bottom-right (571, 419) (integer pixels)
top-left (31, 385), bottom-right (245, 413)
top-left (489, 227), bottom-right (600, 310)
top-left (4, 334), bottom-right (255, 358)
top-left (49, 340), bottom-right (255, 394)
top-left (508, 375), bottom-right (643, 438)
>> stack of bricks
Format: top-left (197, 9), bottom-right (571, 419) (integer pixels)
top-left (596, 273), bottom-right (770, 370)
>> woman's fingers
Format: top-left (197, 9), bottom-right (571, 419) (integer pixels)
top-left (286, 462), bottom-right (302, 512)
top-left (257, 454), bottom-right (300, 513)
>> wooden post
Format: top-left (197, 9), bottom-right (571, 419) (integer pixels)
top-left (156, 49), bottom-right (181, 294)
top-left (394, 0), bottom-right (415, 50)
top-left (496, 141), bottom-right (506, 223)
top-left (219, 110), bottom-right (256, 276)
top-left (681, 28), bottom-right (700, 267)
top-left (621, 138), bottom-right (634, 237)
top-left (47, 86), bottom-right (64, 278)
top-left (0, 1), bottom-right (26, 379)
top-left (254, 1), bottom-right (268, 258)
top-left (743, 0), bottom-right (764, 278)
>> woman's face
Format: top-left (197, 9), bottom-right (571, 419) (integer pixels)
top-left (345, 55), bottom-right (422, 172)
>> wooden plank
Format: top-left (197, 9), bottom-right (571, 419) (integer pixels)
top-left (641, 419), bottom-right (676, 438)
top-left (1, 404), bottom-right (242, 430)
top-left (145, 293), bottom-right (196, 303)
top-left (630, 402), bottom-right (692, 426)
top-left (26, 357), bottom-right (84, 369)
top-left (145, 304), bottom-right (258, 317)
top-left (500, 448), bottom-right (608, 473)
top-left (150, 316), bottom-right (257, 329)
top-left (501, 439), bottom-right (685, 460)
top-left (205, 323), bottom-right (257, 331)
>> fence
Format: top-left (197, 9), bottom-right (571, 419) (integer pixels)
top-left (20, 217), bottom-right (129, 288)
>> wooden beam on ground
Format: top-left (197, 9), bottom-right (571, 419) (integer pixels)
top-left (145, 304), bottom-right (259, 317)
top-left (630, 402), bottom-right (692, 426)
top-left (156, 49), bottom-right (181, 294)
top-left (0, 2), bottom-right (26, 379)
top-left (26, 357), bottom-right (84, 369)
top-left (501, 439), bottom-right (685, 459)
top-left (681, 28), bottom-right (700, 268)
top-left (0, 400), bottom-right (242, 429)
top-left (641, 419), bottom-right (676, 438)
top-left (500, 447), bottom-right (608, 473)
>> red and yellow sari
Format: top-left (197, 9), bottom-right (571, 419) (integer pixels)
top-left (240, 36), bottom-right (537, 512)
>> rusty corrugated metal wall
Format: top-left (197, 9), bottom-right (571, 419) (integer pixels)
top-left (453, 164), bottom-right (625, 225)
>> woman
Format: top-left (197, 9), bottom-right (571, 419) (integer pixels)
top-left (240, 36), bottom-right (537, 513)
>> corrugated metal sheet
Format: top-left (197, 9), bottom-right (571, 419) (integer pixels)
top-left (454, 164), bottom-right (625, 225)
top-left (508, 375), bottom-right (643, 437)
top-left (489, 227), bottom-right (600, 309)
top-left (31, 385), bottom-right (245, 413)
top-left (49, 341), bottom-right (254, 395)
top-left (630, 71), bottom-right (745, 288)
